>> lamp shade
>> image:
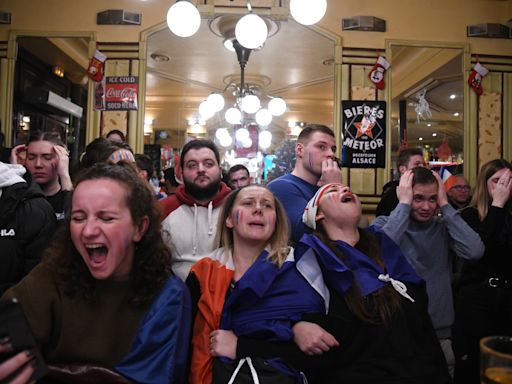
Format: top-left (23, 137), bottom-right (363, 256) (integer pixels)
top-left (167, 1), bottom-right (201, 37)
top-left (199, 100), bottom-right (215, 120)
top-left (235, 13), bottom-right (268, 49)
top-left (259, 130), bottom-right (272, 149)
top-left (241, 94), bottom-right (261, 114)
top-left (225, 107), bottom-right (242, 124)
top-left (290, 0), bottom-right (327, 26)
top-left (268, 97), bottom-right (287, 116)
top-left (207, 93), bottom-right (225, 112)
top-left (255, 108), bottom-right (272, 126)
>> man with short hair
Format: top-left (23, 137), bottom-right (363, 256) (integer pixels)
top-left (227, 164), bottom-right (250, 190)
top-left (375, 147), bottom-right (425, 217)
top-left (159, 139), bottom-right (231, 280)
top-left (268, 124), bottom-right (342, 243)
top-left (444, 174), bottom-right (471, 210)
top-left (372, 167), bottom-right (484, 376)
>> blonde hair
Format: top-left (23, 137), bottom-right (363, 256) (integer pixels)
top-left (215, 185), bottom-right (290, 267)
top-left (468, 159), bottom-right (512, 221)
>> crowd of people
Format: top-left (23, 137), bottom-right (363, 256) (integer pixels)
top-left (0, 125), bottom-right (511, 384)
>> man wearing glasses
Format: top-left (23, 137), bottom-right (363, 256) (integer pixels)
top-left (444, 174), bottom-right (471, 210)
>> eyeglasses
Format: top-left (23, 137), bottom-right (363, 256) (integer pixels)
top-left (451, 185), bottom-right (470, 191)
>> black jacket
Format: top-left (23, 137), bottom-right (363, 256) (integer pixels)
top-left (0, 173), bottom-right (57, 295)
top-left (375, 180), bottom-right (399, 217)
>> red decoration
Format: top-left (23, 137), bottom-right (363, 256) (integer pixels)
top-left (368, 56), bottom-right (390, 90)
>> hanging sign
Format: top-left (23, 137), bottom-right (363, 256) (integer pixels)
top-left (341, 100), bottom-right (386, 168)
top-left (94, 76), bottom-right (138, 111)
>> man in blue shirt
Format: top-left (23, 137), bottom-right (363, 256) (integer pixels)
top-left (268, 124), bottom-right (342, 243)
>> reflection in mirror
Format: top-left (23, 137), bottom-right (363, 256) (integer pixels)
top-left (12, 36), bottom-right (90, 165)
top-left (144, 14), bottom-right (336, 180)
top-left (390, 45), bottom-right (464, 176)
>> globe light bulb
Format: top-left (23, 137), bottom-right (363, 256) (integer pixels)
top-left (207, 93), bottom-right (225, 112)
top-left (215, 128), bottom-right (230, 140)
top-left (166, 1), bottom-right (201, 37)
top-left (235, 127), bottom-right (250, 142)
top-left (219, 134), bottom-right (233, 148)
top-left (225, 107), bottom-right (242, 124)
top-left (241, 94), bottom-right (260, 114)
top-left (255, 108), bottom-right (272, 126)
top-left (290, 0), bottom-right (327, 26)
top-left (235, 13), bottom-right (268, 49)
top-left (199, 100), bottom-right (215, 120)
top-left (268, 97), bottom-right (287, 116)
top-left (259, 130), bottom-right (272, 149)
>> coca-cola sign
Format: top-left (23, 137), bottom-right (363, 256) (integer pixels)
top-left (100, 76), bottom-right (138, 110)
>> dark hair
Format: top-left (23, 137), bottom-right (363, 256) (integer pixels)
top-left (28, 130), bottom-right (65, 147)
top-left (135, 154), bottom-right (154, 181)
top-left (314, 229), bottom-right (401, 327)
top-left (163, 167), bottom-right (179, 187)
top-left (397, 148), bottom-right (423, 168)
top-left (411, 166), bottom-right (437, 187)
top-left (106, 129), bottom-right (126, 142)
top-left (180, 139), bottom-right (220, 170)
top-left (80, 138), bottom-right (134, 169)
top-left (45, 162), bottom-right (171, 306)
top-left (297, 124), bottom-right (334, 144)
top-left (227, 164), bottom-right (249, 179)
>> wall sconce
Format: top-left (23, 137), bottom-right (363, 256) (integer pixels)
top-left (53, 66), bottom-right (64, 78)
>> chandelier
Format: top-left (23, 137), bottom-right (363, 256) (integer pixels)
top-left (194, 39), bottom-right (286, 150)
top-left (166, 0), bottom-right (327, 43)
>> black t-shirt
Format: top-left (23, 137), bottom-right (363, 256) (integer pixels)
top-left (46, 189), bottom-right (72, 222)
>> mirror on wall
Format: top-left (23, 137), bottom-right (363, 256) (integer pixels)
top-left (389, 44), bottom-right (464, 175)
top-left (144, 15), bottom-right (337, 170)
top-left (12, 36), bottom-right (90, 164)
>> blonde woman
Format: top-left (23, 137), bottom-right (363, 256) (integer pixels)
top-left (454, 159), bottom-right (512, 384)
top-left (187, 185), bottom-right (326, 384)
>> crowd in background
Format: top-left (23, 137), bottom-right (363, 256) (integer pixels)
top-left (0, 125), bottom-right (510, 384)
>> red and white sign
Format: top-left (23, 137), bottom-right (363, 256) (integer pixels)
top-left (95, 76), bottom-right (138, 111)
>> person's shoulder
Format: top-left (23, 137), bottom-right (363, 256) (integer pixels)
top-left (159, 194), bottom-right (182, 221)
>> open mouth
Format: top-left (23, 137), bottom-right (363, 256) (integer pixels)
top-left (85, 244), bottom-right (108, 264)
top-left (340, 192), bottom-right (355, 203)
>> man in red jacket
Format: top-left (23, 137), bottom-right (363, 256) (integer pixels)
top-left (159, 139), bottom-right (231, 280)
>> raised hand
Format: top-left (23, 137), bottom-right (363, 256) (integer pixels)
top-left (432, 171), bottom-right (449, 207)
top-left (292, 321), bottom-right (339, 355)
top-left (318, 158), bottom-right (342, 187)
top-left (210, 329), bottom-right (237, 360)
top-left (396, 170), bottom-right (414, 205)
top-left (10, 144), bottom-right (27, 165)
top-left (53, 145), bottom-right (72, 191)
top-left (491, 169), bottom-right (512, 208)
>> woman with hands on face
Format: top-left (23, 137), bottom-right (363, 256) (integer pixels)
top-left (453, 159), bottom-right (512, 384)
top-left (11, 131), bottom-right (72, 222)
top-left (186, 185), bottom-right (327, 384)
top-left (290, 182), bottom-right (451, 383)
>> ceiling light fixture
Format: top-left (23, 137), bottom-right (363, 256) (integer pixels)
top-left (235, 1), bottom-right (268, 49)
top-left (196, 40), bottom-right (287, 150)
top-left (166, 0), bottom-right (201, 37)
top-left (419, 137), bottom-right (423, 141)
top-left (449, 94), bottom-right (456, 99)
top-left (432, 132), bottom-right (437, 137)
top-left (453, 112), bottom-right (460, 117)
top-left (290, 0), bottom-right (327, 26)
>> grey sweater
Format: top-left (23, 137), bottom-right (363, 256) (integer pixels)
top-left (372, 203), bottom-right (484, 338)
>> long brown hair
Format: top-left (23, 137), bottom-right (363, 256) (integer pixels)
top-left (314, 228), bottom-right (401, 327)
top-left (45, 162), bottom-right (171, 307)
top-left (215, 185), bottom-right (290, 267)
top-left (469, 159), bottom-right (512, 221)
